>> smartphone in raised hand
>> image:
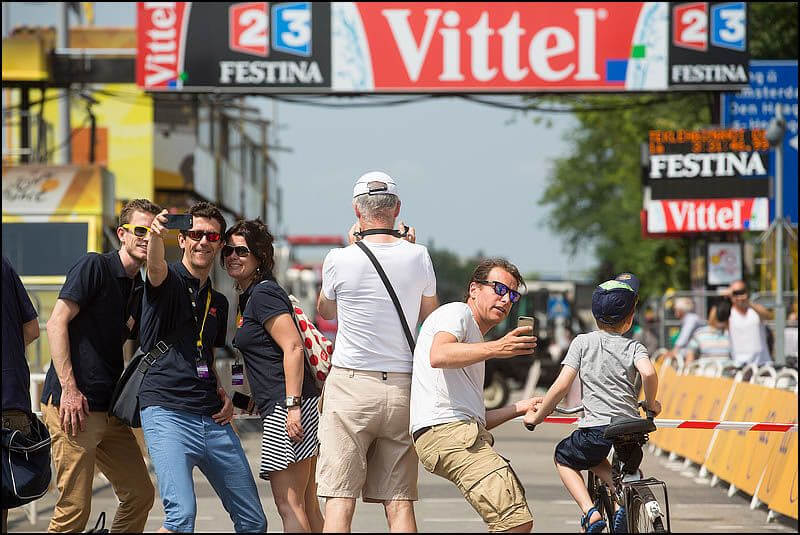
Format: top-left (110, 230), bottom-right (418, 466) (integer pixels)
top-left (163, 213), bottom-right (193, 230)
top-left (517, 315), bottom-right (535, 334)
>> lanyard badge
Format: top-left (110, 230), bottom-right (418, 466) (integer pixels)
top-left (231, 362), bottom-right (244, 385)
top-left (191, 287), bottom-right (213, 380)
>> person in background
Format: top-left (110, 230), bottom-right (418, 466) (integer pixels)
top-left (224, 219), bottom-right (323, 532)
top-left (685, 299), bottom-right (732, 365)
top-left (726, 280), bottom-right (773, 367)
top-left (2, 256), bottom-right (41, 533)
top-left (666, 297), bottom-right (702, 361)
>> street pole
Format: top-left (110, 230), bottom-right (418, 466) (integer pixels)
top-left (773, 107), bottom-right (785, 366)
top-left (57, 3), bottom-right (71, 164)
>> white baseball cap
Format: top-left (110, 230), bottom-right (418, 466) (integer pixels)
top-left (352, 171), bottom-right (399, 199)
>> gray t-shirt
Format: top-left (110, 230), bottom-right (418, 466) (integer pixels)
top-left (562, 330), bottom-right (649, 428)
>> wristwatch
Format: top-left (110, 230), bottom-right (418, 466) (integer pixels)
top-left (285, 396), bottom-right (302, 408)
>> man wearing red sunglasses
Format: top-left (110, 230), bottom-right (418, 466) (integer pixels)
top-left (142, 201), bottom-right (266, 533)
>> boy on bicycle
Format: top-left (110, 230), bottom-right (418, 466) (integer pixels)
top-left (524, 273), bottom-right (661, 533)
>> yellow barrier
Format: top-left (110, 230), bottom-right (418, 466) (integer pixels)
top-left (675, 376), bottom-right (734, 465)
top-left (753, 390), bottom-right (798, 520)
top-left (649, 365), bottom-right (679, 450)
top-left (704, 382), bottom-right (767, 482)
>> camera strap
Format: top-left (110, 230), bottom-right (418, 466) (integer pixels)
top-left (354, 225), bottom-right (409, 239)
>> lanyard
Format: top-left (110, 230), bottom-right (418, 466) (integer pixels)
top-left (192, 287), bottom-right (212, 357)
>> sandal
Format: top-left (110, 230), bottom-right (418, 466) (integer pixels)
top-left (581, 506), bottom-right (607, 533)
top-left (613, 507), bottom-right (627, 533)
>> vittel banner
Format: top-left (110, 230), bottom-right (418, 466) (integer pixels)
top-left (646, 198), bottom-right (768, 233)
top-left (137, 2), bottom-right (749, 92)
top-left (333, 2), bottom-right (671, 92)
top-left (137, 2), bottom-right (332, 91)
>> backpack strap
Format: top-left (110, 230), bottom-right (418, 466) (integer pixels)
top-left (355, 241), bottom-right (415, 354)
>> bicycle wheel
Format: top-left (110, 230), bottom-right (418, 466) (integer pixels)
top-left (628, 485), bottom-right (667, 533)
top-left (587, 471), bottom-right (615, 532)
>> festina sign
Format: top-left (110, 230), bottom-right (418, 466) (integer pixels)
top-left (137, 2), bottom-right (332, 91)
top-left (644, 128), bottom-right (769, 200)
top-left (646, 198), bottom-right (768, 233)
top-left (668, 2), bottom-right (749, 87)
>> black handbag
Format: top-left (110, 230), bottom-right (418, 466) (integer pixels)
top-left (1, 415), bottom-right (52, 508)
top-left (109, 320), bottom-right (194, 427)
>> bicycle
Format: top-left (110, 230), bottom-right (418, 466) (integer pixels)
top-left (527, 402), bottom-right (671, 533)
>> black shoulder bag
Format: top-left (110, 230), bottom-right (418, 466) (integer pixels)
top-left (355, 240), bottom-right (415, 353)
top-left (109, 319), bottom-right (194, 427)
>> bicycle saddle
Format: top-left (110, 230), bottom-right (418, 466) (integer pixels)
top-left (603, 416), bottom-right (656, 439)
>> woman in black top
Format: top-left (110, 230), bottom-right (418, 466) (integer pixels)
top-left (223, 219), bottom-right (323, 532)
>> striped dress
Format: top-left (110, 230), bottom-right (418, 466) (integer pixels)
top-left (259, 396), bottom-right (320, 479)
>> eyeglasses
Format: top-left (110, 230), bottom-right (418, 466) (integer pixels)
top-left (181, 230), bottom-right (222, 242)
top-left (476, 280), bottom-right (521, 304)
top-left (223, 245), bottom-right (251, 258)
top-left (121, 224), bottom-right (152, 238)
top-left (731, 288), bottom-right (748, 296)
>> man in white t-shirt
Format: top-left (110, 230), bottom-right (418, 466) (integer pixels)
top-left (726, 280), bottom-right (773, 366)
top-left (316, 171), bottom-right (439, 532)
top-left (410, 258), bottom-right (541, 532)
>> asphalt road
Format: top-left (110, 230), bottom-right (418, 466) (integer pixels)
top-left (7, 415), bottom-right (798, 533)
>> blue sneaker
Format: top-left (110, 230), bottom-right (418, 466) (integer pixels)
top-left (613, 507), bottom-right (627, 533)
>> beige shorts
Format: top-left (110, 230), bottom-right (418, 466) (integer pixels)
top-left (414, 420), bottom-right (533, 532)
top-left (316, 366), bottom-right (418, 502)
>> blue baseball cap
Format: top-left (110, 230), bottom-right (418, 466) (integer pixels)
top-left (591, 272), bottom-right (640, 325)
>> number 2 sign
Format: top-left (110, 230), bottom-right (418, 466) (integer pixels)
top-left (230, 2), bottom-right (269, 57)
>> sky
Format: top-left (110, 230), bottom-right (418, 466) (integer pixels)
top-left (5, 2), bottom-right (596, 279)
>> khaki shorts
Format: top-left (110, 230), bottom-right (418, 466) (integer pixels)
top-left (316, 366), bottom-right (418, 502)
top-left (414, 420), bottom-right (533, 532)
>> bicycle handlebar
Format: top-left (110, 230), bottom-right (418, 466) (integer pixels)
top-left (525, 401), bottom-right (655, 431)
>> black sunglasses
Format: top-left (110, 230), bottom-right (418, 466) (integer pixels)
top-left (223, 245), bottom-right (251, 258)
top-left (181, 230), bottom-right (222, 242)
top-left (731, 288), bottom-right (748, 296)
top-left (476, 280), bottom-right (521, 304)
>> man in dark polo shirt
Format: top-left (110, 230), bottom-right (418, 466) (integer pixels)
top-left (41, 199), bottom-right (160, 532)
top-left (2, 255), bottom-right (41, 533)
top-left (141, 201), bottom-right (266, 533)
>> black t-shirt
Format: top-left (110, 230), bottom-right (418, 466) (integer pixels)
top-left (2, 256), bottom-right (38, 413)
top-left (139, 262), bottom-right (228, 416)
top-left (234, 280), bottom-right (318, 417)
top-left (41, 251), bottom-right (140, 411)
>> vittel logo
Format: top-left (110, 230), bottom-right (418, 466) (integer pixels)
top-left (381, 8), bottom-right (607, 83)
top-left (140, 2), bottom-right (183, 88)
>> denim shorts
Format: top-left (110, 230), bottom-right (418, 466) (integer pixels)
top-left (141, 406), bottom-right (266, 533)
top-left (554, 426), bottom-right (612, 471)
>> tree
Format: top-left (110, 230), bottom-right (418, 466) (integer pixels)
top-left (535, 3), bottom-right (797, 297)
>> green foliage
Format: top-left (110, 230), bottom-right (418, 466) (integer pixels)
top-left (534, 4), bottom-right (797, 298)
top-left (749, 3), bottom-right (798, 59)
top-left (537, 94), bottom-right (709, 298)
top-left (427, 242), bottom-right (482, 304)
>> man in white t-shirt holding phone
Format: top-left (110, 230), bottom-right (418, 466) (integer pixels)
top-left (316, 171), bottom-right (439, 532)
top-left (410, 258), bottom-right (542, 532)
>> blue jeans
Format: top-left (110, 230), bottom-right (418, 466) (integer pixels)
top-left (141, 406), bottom-right (266, 533)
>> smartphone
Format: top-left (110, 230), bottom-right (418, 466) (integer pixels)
top-left (163, 213), bottom-right (193, 230)
top-left (517, 316), bottom-right (535, 334)
top-left (232, 391), bottom-right (251, 411)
